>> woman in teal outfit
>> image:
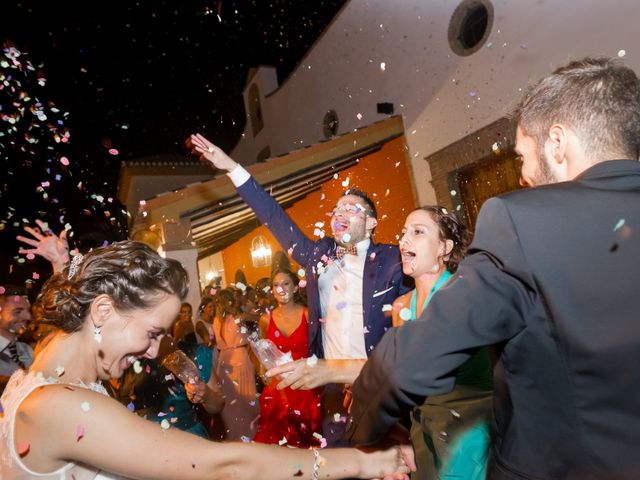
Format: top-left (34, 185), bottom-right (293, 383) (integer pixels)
top-left (393, 206), bottom-right (493, 480)
top-left (116, 338), bottom-right (225, 439)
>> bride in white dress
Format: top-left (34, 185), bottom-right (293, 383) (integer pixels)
top-left (0, 240), bottom-right (412, 480)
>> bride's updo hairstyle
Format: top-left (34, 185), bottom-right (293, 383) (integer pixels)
top-left (35, 241), bottom-right (189, 333)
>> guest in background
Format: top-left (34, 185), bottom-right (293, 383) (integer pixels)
top-left (173, 302), bottom-right (196, 344)
top-left (0, 286), bottom-right (34, 394)
top-left (213, 288), bottom-right (259, 440)
top-left (195, 296), bottom-right (215, 347)
top-left (254, 269), bottom-right (322, 447)
top-left (116, 335), bottom-right (224, 439)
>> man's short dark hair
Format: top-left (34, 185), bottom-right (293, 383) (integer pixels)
top-left (513, 57), bottom-right (640, 161)
top-left (343, 189), bottom-right (377, 219)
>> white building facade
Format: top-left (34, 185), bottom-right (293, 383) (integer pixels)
top-left (230, 0), bottom-right (639, 206)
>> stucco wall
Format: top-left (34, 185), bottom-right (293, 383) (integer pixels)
top-left (231, 0), bottom-right (639, 206)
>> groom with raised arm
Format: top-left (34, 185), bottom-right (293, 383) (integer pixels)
top-left (188, 136), bottom-right (411, 445)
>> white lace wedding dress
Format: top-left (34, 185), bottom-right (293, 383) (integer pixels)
top-left (1, 370), bottom-right (126, 479)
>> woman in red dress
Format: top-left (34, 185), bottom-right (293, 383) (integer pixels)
top-left (254, 268), bottom-right (323, 447)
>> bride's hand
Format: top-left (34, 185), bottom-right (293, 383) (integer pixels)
top-left (360, 445), bottom-right (415, 480)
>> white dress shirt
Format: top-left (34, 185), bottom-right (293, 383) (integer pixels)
top-left (228, 163), bottom-right (369, 359)
top-left (319, 239), bottom-right (370, 360)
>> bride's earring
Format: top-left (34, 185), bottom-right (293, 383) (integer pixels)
top-left (93, 326), bottom-right (102, 344)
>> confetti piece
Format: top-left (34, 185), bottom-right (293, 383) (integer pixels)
top-left (299, 280), bottom-right (307, 288)
top-left (382, 304), bottom-right (392, 312)
top-left (278, 436), bottom-right (288, 445)
top-left (160, 419), bottom-right (171, 430)
top-left (55, 365), bottom-right (65, 376)
top-left (80, 401), bottom-right (90, 412)
top-left (108, 148), bottom-right (119, 155)
top-left (76, 424), bottom-right (85, 441)
top-left (399, 308), bottom-right (412, 321)
top-left (133, 360), bottom-right (143, 374)
top-left (341, 177), bottom-right (350, 188)
top-left (336, 301), bottom-right (347, 310)
top-left (341, 233), bottom-right (351, 243)
top-left (380, 62), bottom-right (386, 71)
top-left (235, 282), bottom-right (246, 292)
top-left (614, 219), bottom-right (625, 231)
top-left (127, 402), bottom-right (135, 412)
top-left (17, 441), bottom-right (30, 456)
top-left (356, 113), bottom-right (363, 120)
top-left (306, 354), bottom-right (318, 367)
top-left (618, 49), bottom-right (626, 58)
top-left (60, 156), bottom-right (70, 166)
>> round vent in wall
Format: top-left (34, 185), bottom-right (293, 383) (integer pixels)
top-left (448, 0), bottom-right (493, 56)
top-left (323, 110), bottom-right (339, 139)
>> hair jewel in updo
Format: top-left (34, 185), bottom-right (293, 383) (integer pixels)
top-left (68, 253), bottom-right (85, 280)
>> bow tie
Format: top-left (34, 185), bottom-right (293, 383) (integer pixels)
top-left (335, 244), bottom-right (358, 259)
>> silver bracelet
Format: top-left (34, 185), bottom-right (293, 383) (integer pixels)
top-left (311, 448), bottom-right (320, 480)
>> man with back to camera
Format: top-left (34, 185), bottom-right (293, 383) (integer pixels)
top-left (346, 57), bottom-right (640, 478)
top-left (187, 135), bottom-right (411, 445)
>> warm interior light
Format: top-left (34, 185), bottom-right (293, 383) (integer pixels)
top-left (250, 235), bottom-right (272, 267)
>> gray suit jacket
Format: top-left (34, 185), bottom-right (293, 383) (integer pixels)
top-left (348, 160), bottom-right (640, 479)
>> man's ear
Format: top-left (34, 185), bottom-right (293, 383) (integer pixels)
top-left (546, 124), bottom-right (569, 165)
top-left (90, 294), bottom-right (115, 328)
top-left (366, 216), bottom-right (378, 233)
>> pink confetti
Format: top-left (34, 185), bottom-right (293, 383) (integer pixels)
top-left (32, 272), bottom-right (40, 280)
top-left (76, 424), bottom-right (85, 441)
top-left (60, 156), bottom-right (70, 166)
top-left (0, 286), bottom-right (5, 295)
top-left (17, 441), bottom-right (30, 456)
top-left (299, 280), bottom-right (307, 288)
top-left (108, 148), bottom-right (119, 155)
top-left (26, 253), bottom-right (35, 260)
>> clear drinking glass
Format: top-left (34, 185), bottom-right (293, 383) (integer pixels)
top-left (161, 349), bottom-right (200, 385)
top-left (249, 338), bottom-right (292, 379)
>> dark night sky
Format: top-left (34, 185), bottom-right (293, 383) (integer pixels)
top-left (0, 0), bottom-right (346, 290)
top-left (3, 0), bottom-right (346, 156)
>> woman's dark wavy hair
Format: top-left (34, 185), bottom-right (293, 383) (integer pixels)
top-left (270, 268), bottom-right (304, 305)
top-left (417, 206), bottom-right (470, 273)
top-left (35, 241), bottom-right (188, 333)
top-left (214, 288), bottom-right (243, 318)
